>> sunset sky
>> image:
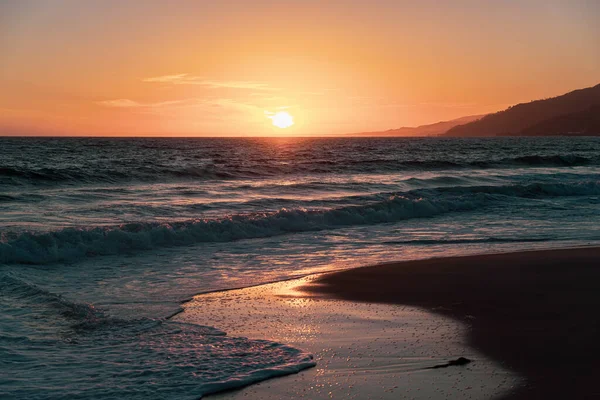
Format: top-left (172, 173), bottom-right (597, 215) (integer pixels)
top-left (1, 0), bottom-right (599, 136)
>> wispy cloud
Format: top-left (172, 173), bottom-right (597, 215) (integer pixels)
top-left (419, 102), bottom-right (478, 108)
top-left (142, 74), bottom-right (279, 91)
top-left (201, 80), bottom-right (279, 91)
top-left (96, 98), bottom-right (195, 108)
top-left (97, 99), bottom-right (143, 108)
top-left (141, 74), bottom-right (189, 84)
top-left (96, 97), bottom-right (267, 119)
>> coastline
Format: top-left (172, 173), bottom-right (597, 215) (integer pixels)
top-left (301, 246), bottom-right (600, 399)
top-left (173, 246), bottom-right (600, 399)
top-left (176, 275), bottom-right (518, 399)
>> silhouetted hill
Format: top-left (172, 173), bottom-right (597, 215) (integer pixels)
top-left (519, 105), bottom-right (600, 136)
top-left (351, 115), bottom-right (484, 137)
top-left (445, 84), bottom-right (600, 137)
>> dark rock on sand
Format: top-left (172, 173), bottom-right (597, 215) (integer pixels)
top-left (427, 357), bottom-right (472, 369)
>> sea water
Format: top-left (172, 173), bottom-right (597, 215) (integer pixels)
top-left (1, 137), bottom-right (599, 398)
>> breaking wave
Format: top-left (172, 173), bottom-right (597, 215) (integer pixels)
top-left (0, 195), bottom-right (476, 264)
top-left (2, 180), bottom-right (598, 265)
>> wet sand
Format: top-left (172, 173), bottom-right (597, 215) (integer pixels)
top-left (302, 247), bottom-right (600, 399)
top-left (176, 277), bottom-right (518, 399)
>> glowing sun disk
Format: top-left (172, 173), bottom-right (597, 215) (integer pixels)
top-left (270, 111), bottom-right (294, 129)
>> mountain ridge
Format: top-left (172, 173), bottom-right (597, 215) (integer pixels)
top-left (348, 115), bottom-right (485, 137)
top-left (445, 84), bottom-right (600, 137)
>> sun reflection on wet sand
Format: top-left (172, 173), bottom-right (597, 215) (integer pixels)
top-left (175, 276), bottom-right (519, 399)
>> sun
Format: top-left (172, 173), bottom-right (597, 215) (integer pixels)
top-left (269, 111), bottom-right (294, 129)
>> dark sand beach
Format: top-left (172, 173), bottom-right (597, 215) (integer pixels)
top-left (302, 247), bottom-right (600, 399)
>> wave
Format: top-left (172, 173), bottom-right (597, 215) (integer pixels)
top-left (0, 194), bottom-right (18, 202)
top-left (0, 193), bottom-right (47, 203)
top-left (0, 273), bottom-right (100, 322)
top-left (0, 165), bottom-right (231, 186)
top-left (2, 154), bottom-right (598, 186)
top-left (423, 180), bottom-right (600, 197)
top-left (1, 318), bottom-right (315, 399)
top-left (382, 237), bottom-right (553, 245)
top-left (0, 194), bottom-right (482, 264)
top-left (2, 180), bottom-right (598, 265)
top-left (508, 154), bottom-right (593, 166)
top-left (0, 272), bottom-right (227, 337)
top-left (0, 272), bottom-right (315, 398)
top-left (296, 154), bottom-right (599, 170)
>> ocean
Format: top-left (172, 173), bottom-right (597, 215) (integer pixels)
top-left (1, 136), bottom-right (600, 399)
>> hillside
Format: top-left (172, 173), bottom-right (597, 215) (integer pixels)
top-left (445, 84), bottom-right (600, 137)
top-left (351, 115), bottom-right (484, 137)
top-left (519, 105), bottom-right (600, 136)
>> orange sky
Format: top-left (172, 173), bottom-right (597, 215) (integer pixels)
top-left (1, 0), bottom-right (599, 136)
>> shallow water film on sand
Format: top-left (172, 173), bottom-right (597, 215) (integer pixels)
top-left (1, 137), bottom-right (600, 398)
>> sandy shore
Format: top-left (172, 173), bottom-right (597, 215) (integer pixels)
top-left (174, 247), bottom-right (600, 399)
top-left (301, 247), bottom-right (600, 399)
top-left (175, 278), bottom-right (517, 399)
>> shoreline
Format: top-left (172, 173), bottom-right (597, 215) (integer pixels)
top-left (168, 243), bottom-right (599, 319)
top-left (301, 246), bottom-right (600, 399)
top-left (176, 275), bottom-right (518, 399)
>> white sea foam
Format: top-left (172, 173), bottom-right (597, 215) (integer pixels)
top-left (0, 273), bottom-right (315, 399)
